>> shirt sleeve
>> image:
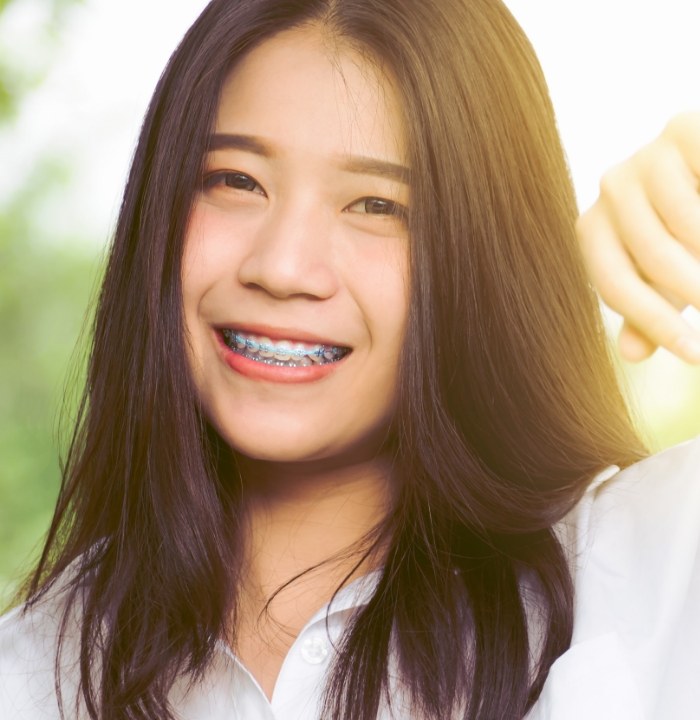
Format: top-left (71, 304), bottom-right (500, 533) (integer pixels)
top-left (531, 435), bottom-right (700, 720)
top-left (0, 587), bottom-right (84, 720)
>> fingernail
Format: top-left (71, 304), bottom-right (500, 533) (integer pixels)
top-left (675, 336), bottom-right (700, 363)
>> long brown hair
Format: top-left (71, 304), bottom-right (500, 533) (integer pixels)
top-left (24, 1), bottom-right (645, 718)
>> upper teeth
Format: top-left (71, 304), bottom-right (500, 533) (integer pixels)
top-left (222, 330), bottom-right (348, 363)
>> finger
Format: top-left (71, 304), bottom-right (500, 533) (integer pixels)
top-left (643, 141), bottom-right (700, 256)
top-left (599, 184), bottom-right (700, 310)
top-left (611, 276), bottom-right (700, 363)
top-left (665, 112), bottom-right (700, 177)
top-left (618, 322), bottom-right (656, 362)
top-left (578, 206), bottom-right (700, 363)
top-left (617, 283), bottom-right (688, 362)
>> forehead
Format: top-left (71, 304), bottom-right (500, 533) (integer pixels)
top-left (214, 25), bottom-right (406, 164)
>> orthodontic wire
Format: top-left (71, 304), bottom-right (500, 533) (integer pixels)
top-left (222, 329), bottom-right (345, 360)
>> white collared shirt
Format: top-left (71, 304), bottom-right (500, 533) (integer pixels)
top-left (2, 436), bottom-right (700, 719)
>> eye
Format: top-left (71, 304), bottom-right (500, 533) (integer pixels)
top-left (203, 171), bottom-right (265, 195)
top-left (345, 197), bottom-right (408, 220)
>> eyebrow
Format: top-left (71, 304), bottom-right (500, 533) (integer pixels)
top-left (208, 133), bottom-right (410, 184)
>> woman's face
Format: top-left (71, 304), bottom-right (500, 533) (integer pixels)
top-left (182, 26), bottom-right (410, 466)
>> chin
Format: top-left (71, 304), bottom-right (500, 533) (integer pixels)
top-left (214, 421), bottom-right (332, 464)
top-left (233, 440), bottom-right (330, 464)
top-left (215, 418), bottom-right (392, 469)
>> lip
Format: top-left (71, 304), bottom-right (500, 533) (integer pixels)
top-left (217, 322), bottom-right (348, 348)
top-left (214, 328), bottom-right (350, 384)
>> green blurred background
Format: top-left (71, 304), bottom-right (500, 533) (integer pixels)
top-left (0, 0), bottom-right (97, 604)
top-left (1, 0), bottom-right (699, 606)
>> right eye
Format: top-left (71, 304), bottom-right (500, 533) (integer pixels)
top-left (203, 171), bottom-right (265, 195)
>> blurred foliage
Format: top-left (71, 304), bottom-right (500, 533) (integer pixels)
top-left (0, 0), bottom-right (97, 604)
top-left (624, 354), bottom-right (700, 452)
top-left (0, 0), bottom-right (84, 122)
top-left (0, 157), bottom-right (100, 603)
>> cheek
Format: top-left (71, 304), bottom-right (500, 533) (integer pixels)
top-left (344, 240), bottom-right (409, 429)
top-left (360, 242), bottom-right (410, 351)
top-left (182, 204), bottom-right (230, 291)
top-left (180, 207), bottom-right (230, 380)
top-left (181, 203), bottom-right (251, 329)
top-left (376, 249), bottom-right (410, 408)
top-left (181, 206), bottom-right (212, 306)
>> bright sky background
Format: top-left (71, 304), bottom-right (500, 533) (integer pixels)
top-left (1, 0), bottom-right (700, 244)
top-left (0, 0), bottom-right (699, 442)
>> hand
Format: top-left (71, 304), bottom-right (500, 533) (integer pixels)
top-left (577, 112), bottom-right (700, 363)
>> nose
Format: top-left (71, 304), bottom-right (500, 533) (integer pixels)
top-left (237, 197), bottom-right (339, 300)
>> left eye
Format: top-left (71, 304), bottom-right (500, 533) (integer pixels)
top-left (346, 197), bottom-right (407, 218)
top-left (203, 171), bottom-right (265, 195)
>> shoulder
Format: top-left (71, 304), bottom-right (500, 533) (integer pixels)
top-left (579, 435), bottom-right (700, 579)
top-left (575, 435), bottom-right (700, 608)
top-left (589, 434), bottom-right (700, 517)
top-left (0, 585), bottom-right (83, 719)
top-left (537, 437), bottom-right (700, 719)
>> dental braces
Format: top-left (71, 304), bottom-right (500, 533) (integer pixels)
top-left (222, 329), bottom-right (348, 362)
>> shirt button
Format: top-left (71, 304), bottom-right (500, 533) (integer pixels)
top-left (300, 634), bottom-right (329, 665)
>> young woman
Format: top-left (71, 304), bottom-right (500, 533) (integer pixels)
top-left (1, 1), bottom-right (698, 719)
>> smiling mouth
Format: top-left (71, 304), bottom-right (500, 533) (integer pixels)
top-left (221, 329), bottom-right (351, 367)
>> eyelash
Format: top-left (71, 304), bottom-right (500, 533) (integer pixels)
top-left (202, 170), bottom-right (408, 220)
top-left (203, 171), bottom-right (265, 194)
top-left (346, 197), bottom-right (407, 220)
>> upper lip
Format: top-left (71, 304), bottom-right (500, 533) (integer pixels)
top-left (215, 323), bottom-right (351, 348)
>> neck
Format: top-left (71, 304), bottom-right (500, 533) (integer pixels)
top-left (235, 452), bottom-right (393, 626)
top-left (238, 453), bottom-right (394, 586)
top-left (228, 453), bottom-right (393, 696)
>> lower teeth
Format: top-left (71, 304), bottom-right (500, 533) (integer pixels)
top-left (236, 350), bottom-right (313, 368)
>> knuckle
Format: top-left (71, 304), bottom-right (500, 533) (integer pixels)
top-left (665, 111), bottom-right (700, 140)
top-left (598, 165), bottom-right (625, 199)
top-left (596, 266), bottom-right (630, 305)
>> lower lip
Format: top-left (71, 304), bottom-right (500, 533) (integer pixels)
top-left (215, 332), bottom-right (347, 384)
